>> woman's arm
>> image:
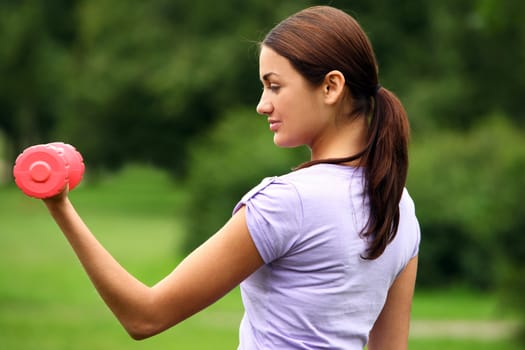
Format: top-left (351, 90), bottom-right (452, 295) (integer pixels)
top-left (367, 256), bottom-right (418, 350)
top-left (44, 192), bottom-right (263, 340)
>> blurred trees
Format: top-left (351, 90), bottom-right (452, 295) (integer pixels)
top-left (351, 0), bottom-right (525, 131)
top-left (0, 0), bottom-right (76, 158)
top-left (0, 0), bottom-right (307, 175)
top-left (55, 0), bottom-right (280, 176)
top-left (408, 117), bottom-right (525, 289)
top-left (1, 0), bottom-right (524, 337)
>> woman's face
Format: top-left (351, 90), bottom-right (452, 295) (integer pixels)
top-left (256, 46), bottom-right (330, 149)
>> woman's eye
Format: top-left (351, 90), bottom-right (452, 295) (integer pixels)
top-left (261, 82), bottom-right (281, 93)
top-left (269, 84), bottom-right (280, 92)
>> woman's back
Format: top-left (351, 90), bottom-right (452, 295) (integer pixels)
top-left (235, 164), bottom-right (420, 349)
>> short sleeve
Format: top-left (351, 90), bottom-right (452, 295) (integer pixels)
top-left (233, 177), bottom-right (303, 263)
top-left (400, 188), bottom-right (421, 259)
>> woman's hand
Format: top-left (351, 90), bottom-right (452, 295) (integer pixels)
top-left (42, 183), bottom-right (70, 208)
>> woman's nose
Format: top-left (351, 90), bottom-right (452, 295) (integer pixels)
top-left (256, 95), bottom-right (273, 115)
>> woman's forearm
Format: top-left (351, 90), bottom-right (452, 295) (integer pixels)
top-left (44, 197), bottom-right (157, 338)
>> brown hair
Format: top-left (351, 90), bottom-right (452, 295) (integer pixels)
top-left (262, 6), bottom-right (410, 259)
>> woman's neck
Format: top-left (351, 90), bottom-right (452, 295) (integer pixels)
top-left (309, 115), bottom-right (368, 165)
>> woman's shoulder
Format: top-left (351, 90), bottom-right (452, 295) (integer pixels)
top-left (232, 175), bottom-right (301, 215)
top-left (280, 163), bottom-right (363, 183)
top-left (399, 188), bottom-right (417, 215)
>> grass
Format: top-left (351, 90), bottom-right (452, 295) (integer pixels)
top-left (408, 339), bottom-right (522, 350)
top-left (0, 165), bottom-right (521, 349)
top-left (412, 287), bottom-right (511, 321)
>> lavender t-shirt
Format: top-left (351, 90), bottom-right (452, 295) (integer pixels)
top-left (233, 164), bottom-right (420, 350)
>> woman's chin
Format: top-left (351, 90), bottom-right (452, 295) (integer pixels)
top-left (273, 135), bottom-right (301, 148)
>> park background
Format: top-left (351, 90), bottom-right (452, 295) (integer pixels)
top-left (0, 0), bottom-right (524, 349)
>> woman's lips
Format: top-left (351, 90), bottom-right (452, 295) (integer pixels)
top-left (268, 119), bottom-right (282, 132)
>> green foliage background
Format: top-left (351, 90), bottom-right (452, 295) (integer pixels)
top-left (1, 0), bottom-right (524, 345)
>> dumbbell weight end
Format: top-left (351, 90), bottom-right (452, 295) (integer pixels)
top-left (13, 142), bottom-right (85, 199)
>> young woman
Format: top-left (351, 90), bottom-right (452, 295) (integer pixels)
top-left (43, 6), bottom-right (420, 350)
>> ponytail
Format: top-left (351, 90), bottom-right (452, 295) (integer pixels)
top-left (360, 87), bottom-right (410, 259)
top-left (293, 86), bottom-right (410, 259)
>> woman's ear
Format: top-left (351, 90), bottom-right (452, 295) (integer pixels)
top-left (322, 70), bottom-right (346, 105)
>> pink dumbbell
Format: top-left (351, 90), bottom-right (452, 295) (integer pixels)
top-left (13, 142), bottom-right (85, 199)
